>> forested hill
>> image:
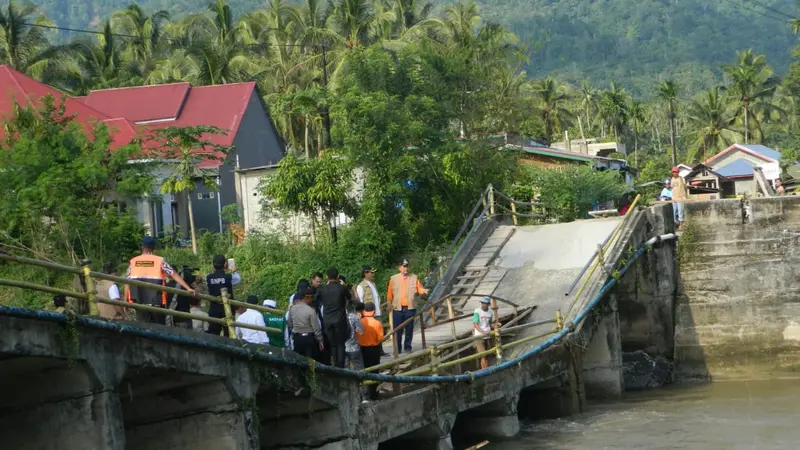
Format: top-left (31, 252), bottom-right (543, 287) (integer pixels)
top-left (32, 0), bottom-right (800, 96)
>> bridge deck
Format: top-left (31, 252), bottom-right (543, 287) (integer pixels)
top-left (381, 217), bottom-right (624, 367)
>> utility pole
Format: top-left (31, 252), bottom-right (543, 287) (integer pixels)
top-left (321, 44), bottom-right (331, 150)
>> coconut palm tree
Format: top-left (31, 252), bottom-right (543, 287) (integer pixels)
top-left (111, 5), bottom-right (170, 67)
top-left (0, 1), bottom-right (56, 74)
top-left (596, 83), bottom-right (628, 139)
top-left (578, 80), bottom-right (597, 135)
top-left (656, 79), bottom-right (679, 165)
top-left (529, 77), bottom-right (572, 142)
top-left (722, 49), bottom-right (780, 144)
top-left (686, 87), bottom-right (740, 162)
top-left (628, 100), bottom-right (646, 167)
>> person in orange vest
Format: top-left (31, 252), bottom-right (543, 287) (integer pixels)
top-left (357, 302), bottom-right (384, 401)
top-left (386, 259), bottom-right (428, 353)
top-left (126, 236), bottom-right (195, 324)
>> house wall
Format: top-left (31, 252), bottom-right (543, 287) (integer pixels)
top-left (734, 178), bottom-right (756, 196)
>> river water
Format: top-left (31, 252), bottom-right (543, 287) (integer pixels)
top-left (492, 380), bottom-right (800, 450)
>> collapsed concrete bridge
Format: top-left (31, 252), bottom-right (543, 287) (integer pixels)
top-left (0, 189), bottom-right (686, 450)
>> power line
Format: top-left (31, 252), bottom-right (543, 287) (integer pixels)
top-left (719, 0), bottom-right (791, 22)
top-left (20, 20), bottom-right (331, 49)
top-left (747, 0), bottom-right (798, 20)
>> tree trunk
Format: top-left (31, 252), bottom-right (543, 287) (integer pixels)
top-left (304, 115), bottom-right (310, 159)
top-left (634, 130), bottom-right (638, 167)
top-left (187, 192), bottom-right (198, 255)
top-left (669, 102), bottom-right (677, 166)
top-left (310, 215), bottom-right (317, 247)
top-left (744, 103), bottom-right (749, 144)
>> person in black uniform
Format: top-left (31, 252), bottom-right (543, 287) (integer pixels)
top-left (205, 255), bottom-right (241, 336)
top-left (315, 267), bottom-right (354, 368)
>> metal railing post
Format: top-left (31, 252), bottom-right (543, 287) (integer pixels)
top-left (221, 288), bottom-right (237, 338)
top-left (420, 314), bottom-right (427, 349)
top-left (82, 261), bottom-right (98, 316)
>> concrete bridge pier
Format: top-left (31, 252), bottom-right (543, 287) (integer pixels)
top-left (383, 413), bottom-right (458, 450)
top-left (454, 393), bottom-right (520, 440)
top-left (581, 295), bottom-right (624, 399)
top-left (0, 357), bottom-right (126, 450)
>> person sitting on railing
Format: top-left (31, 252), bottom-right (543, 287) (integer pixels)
top-left (206, 255), bottom-right (241, 337)
top-left (126, 236), bottom-right (195, 325)
top-left (288, 287), bottom-right (324, 360)
top-left (473, 297), bottom-right (495, 370)
top-left (357, 302), bottom-right (384, 401)
top-left (387, 259), bottom-right (429, 354)
top-left (96, 262), bottom-right (126, 321)
top-left (235, 295), bottom-right (269, 345)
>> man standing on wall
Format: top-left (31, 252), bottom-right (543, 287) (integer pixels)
top-left (473, 297), bottom-right (495, 369)
top-left (387, 259), bottom-right (428, 354)
top-left (126, 236), bottom-right (195, 324)
top-left (671, 167), bottom-right (688, 229)
top-left (315, 267), bottom-right (353, 368)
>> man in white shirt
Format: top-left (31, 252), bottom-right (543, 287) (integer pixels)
top-left (189, 297), bottom-right (209, 332)
top-left (356, 265), bottom-right (382, 318)
top-left (473, 297), bottom-right (495, 369)
top-left (235, 295), bottom-right (269, 345)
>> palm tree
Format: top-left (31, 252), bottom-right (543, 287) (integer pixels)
top-left (578, 80), bottom-right (596, 135)
top-left (722, 49), bottom-right (780, 144)
top-left (657, 80), bottom-right (679, 165)
top-left (0, 1), bottom-right (54, 73)
top-left (530, 77), bottom-right (572, 142)
top-left (628, 100), bottom-right (646, 167)
top-left (329, 0), bottom-right (375, 48)
top-left (111, 5), bottom-right (170, 66)
top-left (686, 87), bottom-right (740, 162)
top-left (596, 82), bottom-right (628, 139)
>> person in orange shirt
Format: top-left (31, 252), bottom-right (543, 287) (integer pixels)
top-left (386, 259), bottom-right (429, 353)
top-left (357, 302), bottom-right (384, 400)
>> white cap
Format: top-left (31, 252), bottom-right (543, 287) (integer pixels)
top-left (262, 299), bottom-right (277, 308)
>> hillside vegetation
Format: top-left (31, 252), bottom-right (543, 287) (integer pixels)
top-left (30, 0), bottom-right (800, 94)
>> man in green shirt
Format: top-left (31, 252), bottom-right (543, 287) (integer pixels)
top-left (262, 299), bottom-right (286, 347)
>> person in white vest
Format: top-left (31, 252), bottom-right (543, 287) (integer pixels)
top-left (356, 265), bottom-right (387, 355)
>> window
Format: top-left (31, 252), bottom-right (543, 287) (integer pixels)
top-left (197, 192), bottom-right (215, 200)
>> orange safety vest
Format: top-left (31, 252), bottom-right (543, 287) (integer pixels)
top-left (126, 254), bottom-right (168, 306)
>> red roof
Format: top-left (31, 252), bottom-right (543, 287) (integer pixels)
top-left (0, 65), bottom-right (257, 168)
top-left (82, 83), bottom-right (191, 123)
top-left (0, 65), bottom-right (137, 146)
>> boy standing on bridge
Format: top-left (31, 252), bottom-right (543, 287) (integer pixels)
top-left (473, 297), bottom-right (495, 370)
top-left (358, 302), bottom-right (384, 401)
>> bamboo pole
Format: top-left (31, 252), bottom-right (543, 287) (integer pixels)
top-left (82, 262), bottom-right (98, 316)
top-left (510, 201), bottom-right (518, 225)
top-left (447, 298), bottom-right (457, 341)
top-left (221, 288), bottom-right (237, 338)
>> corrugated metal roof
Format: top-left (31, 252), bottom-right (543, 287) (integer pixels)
top-left (738, 144), bottom-right (781, 161)
top-left (715, 159), bottom-right (757, 177)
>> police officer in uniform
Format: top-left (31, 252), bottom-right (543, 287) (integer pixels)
top-left (126, 236), bottom-right (195, 324)
top-left (206, 255), bottom-right (242, 336)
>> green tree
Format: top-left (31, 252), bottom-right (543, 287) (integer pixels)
top-left (628, 100), bottom-right (646, 167)
top-left (0, 95), bottom-right (152, 263)
top-left (529, 77), bottom-right (572, 143)
top-left (0, 1), bottom-right (55, 74)
top-left (685, 87), bottom-right (739, 162)
top-left (597, 82), bottom-right (628, 140)
top-left (657, 80), bottom-right (679, 165)
top-left (722, 49), bottom-right (780, 144)
top-left (260, 153), bottom-right (355, 243)
top-left (153, 126), bottom-right (232, 254)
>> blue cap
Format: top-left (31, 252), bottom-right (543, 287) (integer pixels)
top-left (480, 297), bottom-right (491, 304)
top-left (142, 236), bottom-right (157, 248)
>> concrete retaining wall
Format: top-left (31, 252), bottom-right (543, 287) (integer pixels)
top-left (676, 197), bottom-right (800, 381)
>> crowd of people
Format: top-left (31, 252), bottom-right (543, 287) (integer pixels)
top-left (62, 236), bottom-right (434, 401)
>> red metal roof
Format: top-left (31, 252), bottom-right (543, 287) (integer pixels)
top-left (82, 83), bottom-right (191, 123)
top-left (0, 66), bottom-right (140, 148)
top-left (0, 66), bottom-right (257, 168)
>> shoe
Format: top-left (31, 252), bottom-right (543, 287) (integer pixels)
top-left (404, 347), bottom-right (412, 353)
